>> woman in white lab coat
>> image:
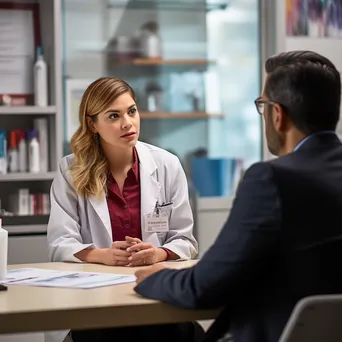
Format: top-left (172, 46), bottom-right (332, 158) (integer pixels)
top-left (46, 77), bottom-right (202, 342)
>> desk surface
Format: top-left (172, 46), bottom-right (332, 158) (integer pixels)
top-left (0, 261), bottom-right (218, 334)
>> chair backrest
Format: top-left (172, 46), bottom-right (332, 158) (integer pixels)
top-left (279, 295), bottom-right (342, 342)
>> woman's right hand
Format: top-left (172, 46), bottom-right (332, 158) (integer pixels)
top-left (101, 241), bottom-right (135, 266)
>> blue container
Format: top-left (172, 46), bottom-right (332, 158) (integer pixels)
top-left (191, 157), bottom-right (240, 197)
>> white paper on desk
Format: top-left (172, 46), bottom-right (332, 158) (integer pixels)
top-left (3, 268), bottom-right (136, 289)
top-left (4, 268), bottom-right (62, 283)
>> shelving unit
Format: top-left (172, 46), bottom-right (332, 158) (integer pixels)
top-left (114, 58), bottom-right (214, 66)
top-left (4, 224), bottom-right (47, 235)
top-left (0, 172), bottom-right (56, 182)
top-left (0, 0), bottom-right (63, 266)
top-left (106, 0), bottom-right (229, 11)
top-left (140, 112), bottom-right (223, 119)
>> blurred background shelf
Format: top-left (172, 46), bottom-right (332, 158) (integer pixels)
top-left (140, 112), bottom-right (223, 119)
top-left (0, 172), bottom-right (56, 182)
top-left (106, 0), bottom-right (229, 12)
top-left (0, 106), bottom-right (57, 115)
top-left (3, 224), bottom-right (47, 235)
top-left (0, 215), bottom-right (49, 227)
top-left (113, 58), bottom-right (215, 66)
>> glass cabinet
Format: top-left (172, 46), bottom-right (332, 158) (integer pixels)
top-left (62, 0), bottom-right (261, 198)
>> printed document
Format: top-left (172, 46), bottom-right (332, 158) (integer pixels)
top-left (2, 268), bottom-right (136, 289)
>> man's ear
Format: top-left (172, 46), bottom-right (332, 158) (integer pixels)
top-left (86, 116), bottom-right (97, 133)
top-left (273, 104), bottom-right (289, 133)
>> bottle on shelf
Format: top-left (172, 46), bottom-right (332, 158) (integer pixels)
top-left (18, 130), bottom-right (27, 173)
top-left (28, 129), bottom-right (40, 173)
top-left (34, 118), bottom-right (48, 172)
top-left (0, 130), bottom-right (7, 175)
top-left (8, 130), bottom-right (18, 173)
top-left (34, 46), bottom-right (48, 107)
top-left (140, 21), bottom-right (162, 59)
top-left (146, 81), bottom-right (163, 112)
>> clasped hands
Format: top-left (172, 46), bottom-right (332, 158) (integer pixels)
top-left (102, 236), bottom-right (168, 267)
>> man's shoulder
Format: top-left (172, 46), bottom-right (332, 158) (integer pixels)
top-left (243, 161), bottom-right (275, 180)
top-left (238, 161), bottom-right (277, 195)
top-left (266, 152), bottom-right (307, 176)
top-left (245, 152), bottom-right (305, 178)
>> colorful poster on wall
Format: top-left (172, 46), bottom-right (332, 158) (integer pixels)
top-left (286, 0), bottom-right (342, 38)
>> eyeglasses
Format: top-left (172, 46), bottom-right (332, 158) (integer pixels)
top-left (254, 97), bottom-right (277, 115)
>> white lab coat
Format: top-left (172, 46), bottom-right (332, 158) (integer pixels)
top-left (45, 141), bottom-right (198, 342)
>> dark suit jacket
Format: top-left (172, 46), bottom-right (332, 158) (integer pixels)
top-left (135, 133), bottom-right (342, 342)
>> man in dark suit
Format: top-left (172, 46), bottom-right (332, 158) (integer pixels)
top-left (134, 50), bottom-right (342, 342)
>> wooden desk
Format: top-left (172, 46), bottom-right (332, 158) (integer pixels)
top-left (0, 261), bottom-right (218, 334)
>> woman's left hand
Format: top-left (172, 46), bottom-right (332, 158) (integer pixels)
top-left (125, 236), bottom-right (167, 267)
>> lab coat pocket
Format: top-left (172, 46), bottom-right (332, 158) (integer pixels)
top-left (158, 205), bottom-right (172, 218)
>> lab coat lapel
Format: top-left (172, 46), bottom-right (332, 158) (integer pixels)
top-left (89, 195), bottom-right (112, 239)
top-left (136, 142), bottom-right (161, 244)
top-left (88, 142), bottom-right (161, 243)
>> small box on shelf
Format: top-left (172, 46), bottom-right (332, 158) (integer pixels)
top-left (6, 188), bottom-right (50, 217)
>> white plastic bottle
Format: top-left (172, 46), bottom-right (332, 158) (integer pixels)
top-left (0, 218), bottom-right (8, 281)
top-left (141, 22), bottom-right (161, 59)
top-left (145, 32), bottom-right (161, 58)
top-left (34, 118), bottom-right (48, 172)
top-left (28, 129), bottom-right (40, 173)
top-left (34, 46), bottom-right (48, 107)
top-left (18, 130), bottom-right (27, 172)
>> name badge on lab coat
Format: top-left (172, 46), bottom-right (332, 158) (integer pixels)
top-left (144, 212), bottom-right (169, 233)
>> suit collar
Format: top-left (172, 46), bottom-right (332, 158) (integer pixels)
top-left (294, 132), bottom-right (341, 153)
top-left (294, 131), bottom-right (337, 151)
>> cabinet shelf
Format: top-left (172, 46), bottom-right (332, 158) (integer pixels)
top-left (113, 58), bottom-right (214, 66)
top-left (0, 172), bottom-right (56, 182)
top-left (107, 0), bottom-right (229, 11)
top-left (0, 215), bottom-right (49, 227)
top-left (3, 224), bottom-right (47, 235)
top-left (140, 112), bottom-right (223, 119)
top-left (0, 106), bottom-right (56, 115)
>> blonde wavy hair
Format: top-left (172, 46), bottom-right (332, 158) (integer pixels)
top-left (70, 77), bottom-right (136, 198)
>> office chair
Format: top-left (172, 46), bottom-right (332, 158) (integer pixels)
top-left (279, 295), bottom-right (342, 342)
